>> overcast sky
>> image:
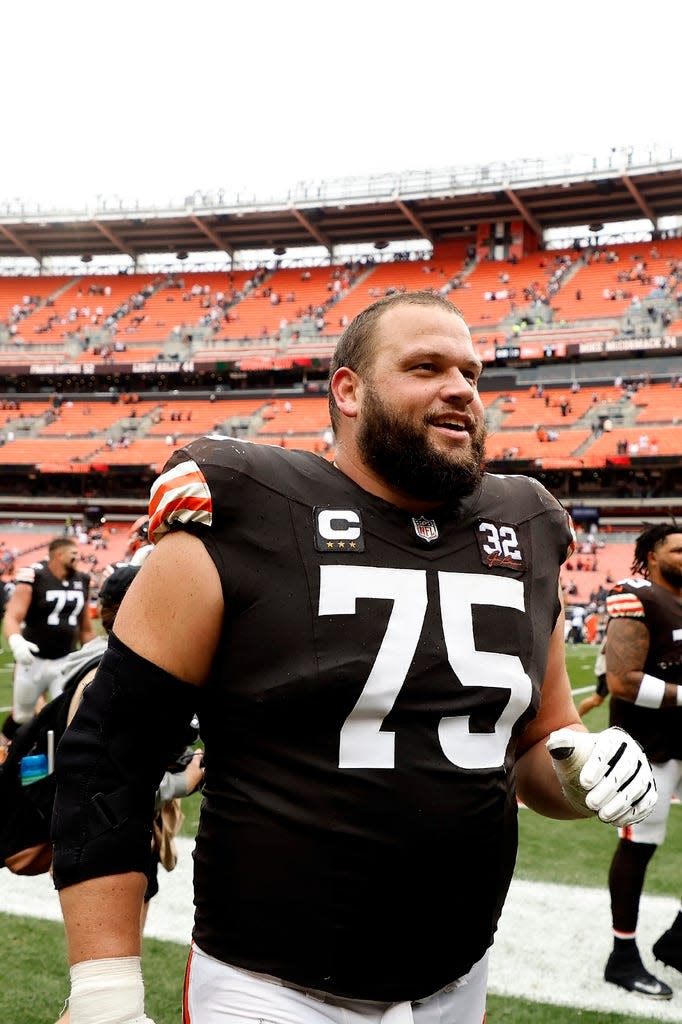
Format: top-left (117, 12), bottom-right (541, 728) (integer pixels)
top-left (1, 1), bottom-right (680, 211)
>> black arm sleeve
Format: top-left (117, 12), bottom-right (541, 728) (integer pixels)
top-left (51, 631), bottom-right (199, 890)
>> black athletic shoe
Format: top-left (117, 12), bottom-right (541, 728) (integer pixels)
top-left (653, 929), bottom-right (682, 974)
top-left (604, 947), bottom-right (673, 999)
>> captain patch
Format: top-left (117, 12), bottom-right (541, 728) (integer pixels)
top-left (314, 507), bottom-right (365, 553)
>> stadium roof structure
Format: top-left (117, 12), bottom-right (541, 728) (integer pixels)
top-left (1, 145), bottom-right (681, 266)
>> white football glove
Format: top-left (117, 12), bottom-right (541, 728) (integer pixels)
top-left (546, 726), bottom-right (657, 827)
top-left (8, 634), bottom-right (39, 666)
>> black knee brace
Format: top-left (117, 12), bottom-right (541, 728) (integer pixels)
top-left (51, 631), bottom-right (199, 890)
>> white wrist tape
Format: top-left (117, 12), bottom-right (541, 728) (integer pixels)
top-left (546, 728), bottom-right (596, 815)
top-left (635, 673), bottom-right (666, 708)
top-left (68, 956), bottom-right (154, 1024)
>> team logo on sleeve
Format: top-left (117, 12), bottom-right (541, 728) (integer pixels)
top-left (476, 519), bottom-right (525, 571)
top-left (314, 508), bottom-right (365, 552)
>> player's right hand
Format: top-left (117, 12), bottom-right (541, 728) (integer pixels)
top-left (8, 634), bottom-right (39, 665)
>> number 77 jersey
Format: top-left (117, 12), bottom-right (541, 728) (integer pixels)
top-left (149, 436), bottom-right (574, 1003)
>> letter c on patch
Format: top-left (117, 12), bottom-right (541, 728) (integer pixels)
top-left (317, 509), bottom-right (361, 541)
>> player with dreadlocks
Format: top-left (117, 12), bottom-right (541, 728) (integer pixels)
top-left (602, 522), bottom-right (682, 999)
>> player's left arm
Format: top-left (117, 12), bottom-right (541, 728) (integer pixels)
top-left (515, 592), bottom-right (657, 825)
top-left (607, 615), bottom-right (682, 708)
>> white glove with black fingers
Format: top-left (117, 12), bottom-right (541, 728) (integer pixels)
top-left (546, 726), bottom-right (657, 827)
top-left (8, 634), bottom-right (39, 666)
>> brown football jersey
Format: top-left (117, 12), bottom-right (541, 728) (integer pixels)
top-left (607, 577), bottom-right (682, 762)
top-left (148, 437), bottom-right (573, 1000)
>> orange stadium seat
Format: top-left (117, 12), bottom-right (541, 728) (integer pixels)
top-left (320, 243), bottom-right (471, 336)
top-left (485, 428), bottom-right (593, 462)
top-left (493, 384), bottom-right (624, 429)
top-left (0, 523), bottom-right (136, 580)
top-left (560, 540), bottom-right (638, 607)
top-left (550, 238), bottom-right (682, 323)
top-left (214, 267), bottom-right (344, 341)
top-left (257, 397), bottom-right (330, 436)
top-left (37, 400), bottom-right (162, 436)
top-left (631, 381), bottom-right (682, 423)
top-left (145, 398), bottom-right (269, 436)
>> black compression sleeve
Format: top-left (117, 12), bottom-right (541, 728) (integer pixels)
top-left (51, 631), bottom-right (199, 890)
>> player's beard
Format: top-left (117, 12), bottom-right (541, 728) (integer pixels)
top-left (658, 562), bottom-right (682, 590)
top-left (357, 383), bottom-right (486, 504)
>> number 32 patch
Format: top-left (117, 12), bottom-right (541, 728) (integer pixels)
top-left (476, 519), bottom-right (526, 572)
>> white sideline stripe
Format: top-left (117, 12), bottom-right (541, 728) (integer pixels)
top-left (1, 837), bottom-right (681, 1020)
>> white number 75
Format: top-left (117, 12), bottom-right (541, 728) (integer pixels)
top-left (319, 565), bottom-right (532, 771)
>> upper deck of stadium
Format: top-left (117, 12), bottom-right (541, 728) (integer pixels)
top-left (1, 143), bottom-right (680, 265)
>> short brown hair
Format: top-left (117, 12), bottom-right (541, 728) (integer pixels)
top-left (48, 537), bottom-right (77, 556)
top-left (327, 290), bottom-right (464, 430)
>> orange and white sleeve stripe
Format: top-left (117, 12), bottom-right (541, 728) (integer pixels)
top-left (606, 591), bottom-right (645, 618)
top-left (148, 458), bottom-right (213, 543)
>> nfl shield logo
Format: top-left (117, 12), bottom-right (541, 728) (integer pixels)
top-left (412, 516), bottom-right (439, 543)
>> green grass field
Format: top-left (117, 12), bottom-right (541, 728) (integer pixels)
top-left (0, 642), bottom-right (675, 1023)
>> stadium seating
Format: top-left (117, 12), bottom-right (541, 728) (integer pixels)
top-left (2, 233), bottom-right (682, 619)
top-left (319, 243), bottom-right (471, 336)
top-left (3, 236), bottom-right (680, 366)
top-left (560, 540), bottom-right (636, 607)
top-left (0, 522), bottom-right (135, 584)
top-left (631, 381), bottom-right (682, 423)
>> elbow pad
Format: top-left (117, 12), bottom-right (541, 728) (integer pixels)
top-left (51, 632), bottom-right (199, 890)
